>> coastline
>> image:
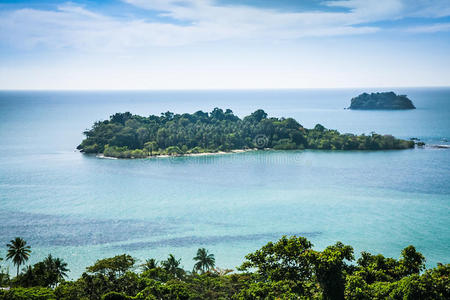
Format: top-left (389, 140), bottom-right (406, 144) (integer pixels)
top-left (96, 148), bottom-right (257, 159)
top-left (93, 143), bottom-right (432, 160)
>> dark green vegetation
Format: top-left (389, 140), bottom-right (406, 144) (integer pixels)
top-left (77, 108), bottom-right (414, 158)
top-left (6, 238), bottom-right (31, 277)
top-left (1, 236), bottom-right (448, 299)
top-left (349, 92), bottom-right (416, 110)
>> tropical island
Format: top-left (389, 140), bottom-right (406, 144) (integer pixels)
top-left (1, 236), bottom-right (448, 299)
top-left (349, 92), bottom-right (416, 110)
top-left (77, 108), bottom-right (414, 158)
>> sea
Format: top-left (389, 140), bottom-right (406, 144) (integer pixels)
top-left (0, 88), bottom-right (449, 278)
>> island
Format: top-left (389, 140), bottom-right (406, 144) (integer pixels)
top-left (349, 92), bottom-right (416, 110)
top-left (77, 108), bottom-right (415, 158)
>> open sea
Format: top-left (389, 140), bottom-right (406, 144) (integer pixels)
top-left (0, 88), bottom-right (449, 278)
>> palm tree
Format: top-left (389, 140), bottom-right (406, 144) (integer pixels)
top-left (141, 258), bottom-right (158, 271)
top-left (43, 254), bottom-right (69, 286)
top-left (193, 248), bottom-right (215, 273)
top-left (53, 257), bottom-right (69, 285)
top-left (161, 254), bottom-right (184, 279)
top-left (6, 237), bottom-right (31, 277)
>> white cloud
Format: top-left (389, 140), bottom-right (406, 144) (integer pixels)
top-left (402, 0), bottom-right (450, 18)
top-left (0, 0), bottom-right (449, 51)
top-left (326, 0), bottom-right (450, 19)
top-left (406, 22), bottom-right (450, 33)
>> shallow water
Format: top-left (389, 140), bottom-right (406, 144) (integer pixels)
top-left (0, 88), bottom-right (449, 278)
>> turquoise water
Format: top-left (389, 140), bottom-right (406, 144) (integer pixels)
top-left (0, 88), bottom-right (449, 278)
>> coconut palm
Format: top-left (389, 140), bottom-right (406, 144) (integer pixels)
top-left (42, 254), bottom-right (69, 286)
top-left (6, 237), bottom-right (31, 277)
top-left (193, 248), bottom-right (215, 273)
top-left (141, 258), bottom-right (158, 271)
top-left (161, 254), bottom-right (184, 279)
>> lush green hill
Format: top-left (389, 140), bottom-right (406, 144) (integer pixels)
top-left (77, 108), bottom-right (414, 158)
top-left (349, 92), bottom-right (416, 110)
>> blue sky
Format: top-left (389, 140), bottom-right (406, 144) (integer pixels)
top-left (1, 0), bottom-right (449, 89)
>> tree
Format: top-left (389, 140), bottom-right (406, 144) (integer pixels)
top-left (246, 109), bottom-right (267, 123)
top-left (144, 141), bottom-right (158, 156)
top-left (166, 146), bottom-right (183, 155)
top-left (314, 123), bottom-right (325, 132)
top-left (6, 237), bottom-right (31, 277)
top-left (141, 258), bottom-right (158, 272)
top-left (87, 254), bottom-right (135, 279)
top-left (399, 245), bottom-right (426, 276)
top-left (2, 237), bottom-right (448, 299)
top-left (102, 291), bottom-right (129, 300)
top-left (0, 253), bottom-right (10, 287)
top-left (312, 242), bottom-right (354, 300)
top-left (21, 265), bottom-right (35, 287)
top-left (193, 248), bottom-right (215, 273)
top-left (14, 254), bottom-right (70, 288)
top-left (239, 235), bottom-right (314, 295)
top-left (161, 254), bottom-right (184, 279)
top-left (45, 255), bottom-right (69, 286)
top-left (79, 108), bottom-right (414, 158)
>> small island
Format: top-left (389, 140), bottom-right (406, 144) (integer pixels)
top-left (77, 108), bottom-right (414, 158)
top-left (349, 92), bottom-right (416, 110)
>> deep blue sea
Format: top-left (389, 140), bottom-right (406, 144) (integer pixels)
top-left (0, 88), bottom-right (449, 278)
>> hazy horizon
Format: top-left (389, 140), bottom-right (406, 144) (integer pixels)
top-left (1, 86), bottom-right (450, 92)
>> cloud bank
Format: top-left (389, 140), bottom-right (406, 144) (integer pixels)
top-left (1, 0), bottom-right (449, 51)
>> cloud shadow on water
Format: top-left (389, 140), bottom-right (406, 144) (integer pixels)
top-left (113, 231), bottom-right (322, 251)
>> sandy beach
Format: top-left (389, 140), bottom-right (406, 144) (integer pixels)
top-left (96, 148), bottom-right (257, 159)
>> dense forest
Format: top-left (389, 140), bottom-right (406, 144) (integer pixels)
top-left (77, 109), bottom-right (415, 158)
top-left (0, 236), bottom-right (448, 299)
top-left (349, 92), bottom-right (416, 110)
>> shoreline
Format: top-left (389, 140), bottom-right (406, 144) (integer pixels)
top-left (93, 144), bottom-right (436, 160)
top-left (96, 148), bottom-right (257, 159)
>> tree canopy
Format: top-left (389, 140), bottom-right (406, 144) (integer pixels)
top-left (6, 238), bottom-right (31, 277)
top-left (2, 236), bottom-right (448, 300)
top-left (193, 248), bottom-right (215, 274)
top-left (77, 108), bottom-right (415, 158)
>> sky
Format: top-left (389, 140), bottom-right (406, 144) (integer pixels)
top-left (0, 0), bottom-right (450, 90)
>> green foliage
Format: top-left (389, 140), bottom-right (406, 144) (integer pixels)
top-left (312, 242), bottom-right (354, 300)
top-left (236, 280), bottom-right (301, 299)
top-left (239, 235), bottom-right (314, 295)
top-left (399, 245), bottom-right (426, 276)
top-left (349, 92), bottom-right (416, 110)
top-left (15, 254), bottom-right (69, 288)
top-left (0, 253), bottom-right (10, 287)
top-left (141, 267), bottom-right (173, 283)
top-left (344, 275), bottom-right (371, 300)
top-left (87, 254), bottom-right (135, 279)
top-left (53, 280), bottom-right (85, 300)
top-left (102, 291), bottom-right (129, 300)
top-left (141, 259), bottom-right (158, 272)
top-left (3, 237), bottom-right (448, 300)
top-left (0, 287), bottom-right (55, 300)
top-left (193, 248), bottom-right (215, 274)
top-left (6, 237), bottom-right (31, 277)
top-left (344, 246), bottom-right (447, 300)
top-left (161, 254), bottom-right (185, 280)
top-left (165, 146), bottom-right (183, 155)
top-left (78, 109), bottom-right (414, 158)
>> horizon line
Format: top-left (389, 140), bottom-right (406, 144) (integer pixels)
top-left (1, 85), bottom-right (450, 92)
